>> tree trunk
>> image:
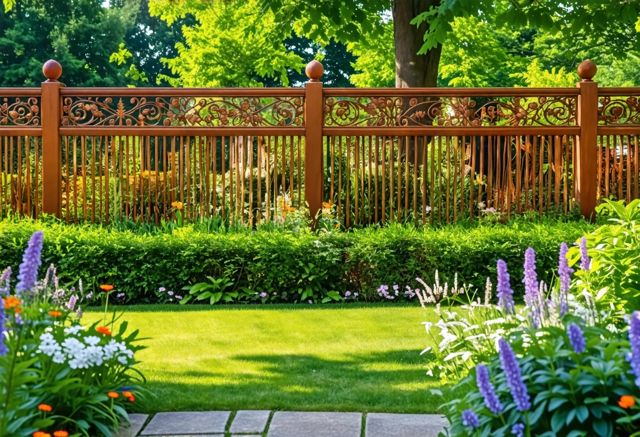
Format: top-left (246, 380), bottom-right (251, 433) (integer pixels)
top-left (393, 0), bottom-right (442, 88)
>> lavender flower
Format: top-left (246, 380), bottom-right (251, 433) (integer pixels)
top-left (523, 248), bottom-right (540, 327)
top-left (567, 323), bottom-right (586, 353)
top-left (496, 260), bottom-right (514, 314)
top-left (461, 409), bottom-right (480, 430)
top-left (498, 338), bottom-right (531, 411)
top-left (476, 364), bottom-right (503, 414)
top-left (16, 231), bottom-right (44, 295)
top-left (511, 423), bottom-right (525, 437)
top-left (628, 311), bottom-right (640, 388)
top-left (558, 243), bottom-right (573, 316)
top-left (66, 295), bottom-right (78, 311)
top-left (0, 267), bottom-right (11, 296)
top-left (259, 292), bottom-right (267, 299)
top-left (0, 297), bottom-right (7, 356)
top-left (579, 236), bottom-right (590, 271)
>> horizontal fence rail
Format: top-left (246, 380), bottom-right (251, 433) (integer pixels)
top-left (0, 59), bottom-right (638, 226)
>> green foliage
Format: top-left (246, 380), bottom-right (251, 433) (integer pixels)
top-left (0, 0), bottom-right (138, 86)
top-left (571, 199), bottom-right (640, 310)
top-left (442, 323), bottom-right (640, 436)
top-left (0, 218), bottom-right (593, 304)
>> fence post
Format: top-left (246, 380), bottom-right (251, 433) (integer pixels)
top-left (575, 60), bottom-right (598, 220)
top-left (304, 60), bottom-right (324, 223)
top-left (41, 60), bottom-right (63, 217)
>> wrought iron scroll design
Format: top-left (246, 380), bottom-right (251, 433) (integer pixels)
top-left (61, 96), bottom-right (305, 127)
top-left (324, 96), bottom-right (577, 127)
top-left (598, 96), bottom-right (640, 125)
top-left (0, 96), bottom-right (41, 126)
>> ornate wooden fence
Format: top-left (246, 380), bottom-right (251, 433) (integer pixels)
top-left (0, 59), bottom-right (637, 226)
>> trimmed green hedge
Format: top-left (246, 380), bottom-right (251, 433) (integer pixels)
top-left (0, 219), bottom-right (595, 303)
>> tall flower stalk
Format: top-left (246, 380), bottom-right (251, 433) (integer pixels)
top-left (498, 338), bottom-right (531, 412)
top-left (579, 237), bottom-right (590, 271)
top-left (15, 231), bottom-right (44, 296)
top-left (496, 260), bottom-right (515, 315)
top-left (557, 243), bottom-right (573, 317)
top-left (0, 267), bottom-right (10, 296)
top-left (628, 311), bottom-right (640, 389)
top-left (567, 323), bottom-right (586, 353)
top-left (0, 297), bottom-right (7, 356)
top-left (476, 364), bottom-right (503, 414)
top-left (523, 248), bottom-right (540, 327)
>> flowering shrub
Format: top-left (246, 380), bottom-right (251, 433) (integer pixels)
top-left (0, 231), bottom-right (145, 437)
top-left (442, 320), bottom-right (640, 436)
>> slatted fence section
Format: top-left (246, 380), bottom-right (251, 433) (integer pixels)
top-left (0, 90), bottom-right (42, 217)
top-left (58, 89), bottom-right (305, 225)
top-left (323, 89), bottom-right (578, 225)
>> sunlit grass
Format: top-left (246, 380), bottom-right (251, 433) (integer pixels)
top-left (86, 303), bottom-right (448, 413)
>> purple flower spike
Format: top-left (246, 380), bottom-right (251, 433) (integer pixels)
top-left (523, 248), bottom-right (540, 327)
top-left (558, 243), bottom-right (573, 316)
top-left (0, 267), bottom-right (11, 296)
top-left (476, 364), bottom-right (503, 414)
top-left (461, 409), bottom-right (480, 430)
top-left (580, 237), bottom-right (590, 271)
top-left (0, 297), bottom-right (7, 356)
top-left (628, 311), bottom-right (640, 389)
top-left (567, 323), bottom-right (586, 353)
top-left (16, 231), bottom-right (44, 296)
top-left (511, 423), bottom-right (525, 437)
top-left (498, 338), bottom-right (531, 411)
top-left (496, 260), bottom-right (515, 314)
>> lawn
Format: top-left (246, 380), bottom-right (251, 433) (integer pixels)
top-left (86, 304), bottom-right (446, 413)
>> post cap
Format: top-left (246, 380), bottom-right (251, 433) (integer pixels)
top-left (42, 59), bottom-right (62, 81)
top-left (577, 60), bottom-right (597, 81)
top-left (305, 60), bottom-right (324, 82)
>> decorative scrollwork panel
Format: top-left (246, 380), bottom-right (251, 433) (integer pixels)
top-left (598, 96), bottom-right (640, 125)
top-left (62, 95), bottom-right (304, 127)
top-left (0, 96), bottom-right (40, 126)
top-left (324, 96), bottom-right (577, 127)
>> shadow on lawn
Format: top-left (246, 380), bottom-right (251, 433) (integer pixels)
top-left (142, 349), bottom-right (457, 413)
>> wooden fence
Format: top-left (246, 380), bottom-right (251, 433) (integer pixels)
top-left (0, 59), bottom-right (638, 226)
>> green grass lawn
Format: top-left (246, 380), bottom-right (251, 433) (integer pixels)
top-left (86, 304), bottom-right (447, 413)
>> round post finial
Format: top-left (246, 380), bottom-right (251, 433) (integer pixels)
top-left (577, 60), bottom-right (597, 82)
top-left (43, 59), bottom-right (62, 82)
top-left (305, 60), bottom-right (324, 82)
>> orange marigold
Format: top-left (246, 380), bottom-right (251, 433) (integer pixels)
top-left (96, 326), bottom-right (112, 336)
top-left (53, 431), bottom-right (69, 437)
top-left (48, 310), bottom-right (62, 318)
top-left (99, 284), bottom-right (114, 292)
top-left (3, 296), bottom-right (22, 313)
top-left (107, 391), bottom-right (120, 399)
top-left (37, 403), bottom-right (52, 412)
top-left (33, 432), bottom-right (51, 437)
top-left (619, 395), bottom-right (636, 409)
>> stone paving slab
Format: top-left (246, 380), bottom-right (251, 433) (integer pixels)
top-left (230, 410), bottom-right (271, 434)
top-left (116, 414), bottom-right (149, 437)
top-left (268, 412), bottom-right (361, 437)
top-left (140, 411), bottom-right (230, 435)
top-left (365, 413), bottom-right (448, 437)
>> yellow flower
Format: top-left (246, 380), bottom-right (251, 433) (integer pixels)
top-left (171, 201), bottom-right (184, 210)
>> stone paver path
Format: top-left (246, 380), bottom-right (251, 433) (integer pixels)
top-left (118, 411), bottom-right (447, 437)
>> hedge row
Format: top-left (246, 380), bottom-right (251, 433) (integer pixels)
top-left (0, 219), bottom-right (595, 303)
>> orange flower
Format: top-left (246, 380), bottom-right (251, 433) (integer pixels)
top-left (122, 391), bottom-right (133, 398)
top-left (33, 432), bottom-right (51, 437)
top-left (37, 403), bottom-right (52, 412)
top-left (619, 395), bottom-right (636, 409)
top-left (107, 391), bottom-right (120, 399)
top-left (96, 326), bottom-right (112, 336)
top-left (53, 431), bottom-right (69, 437)
top-left (3, 296), bottom-right (22, 313)
top-left (127, 394), bottom-right (136, 402)
top-left (99, 284), bottom-right (114, 292)
top-left (48, 310), bottom-right (62, 318)
top-left (171, 201), bottom-right (184, 210)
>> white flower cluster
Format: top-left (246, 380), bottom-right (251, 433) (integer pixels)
top-left (37, 327), bottom-right (134, 369)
